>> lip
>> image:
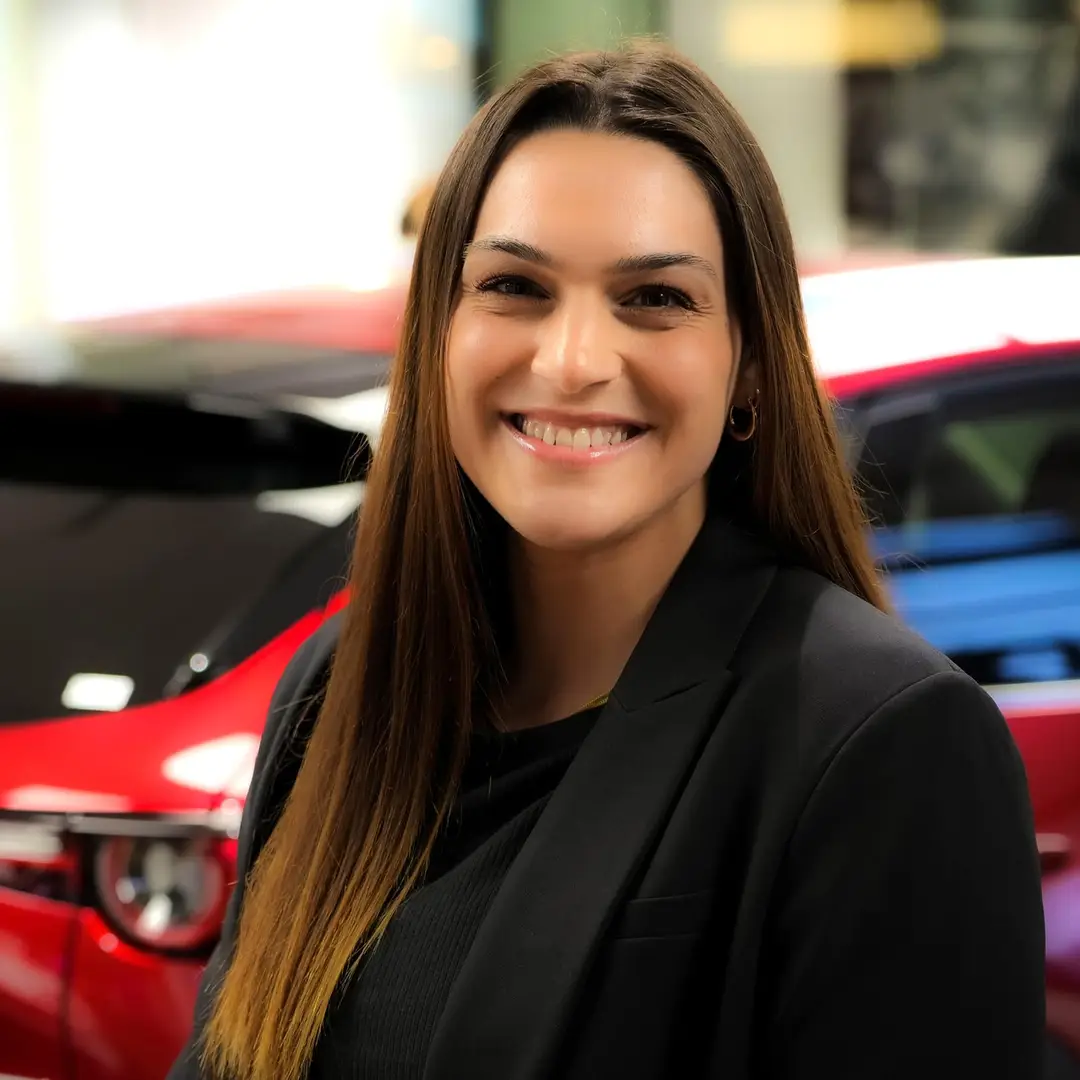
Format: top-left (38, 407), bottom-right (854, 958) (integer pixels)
top-left (501, 414), bottom-right (648, 465)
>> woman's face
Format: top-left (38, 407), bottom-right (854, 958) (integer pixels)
top-left (446, 129), bottom-right (755, 552)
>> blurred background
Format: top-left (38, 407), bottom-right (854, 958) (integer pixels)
top-left (1, 3), bottom-right (1079, 1080)
top-left (0, 0), bottom-right (1078, 334)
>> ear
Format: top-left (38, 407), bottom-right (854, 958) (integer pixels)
top-left (731, 357), bottom-right (761, 410)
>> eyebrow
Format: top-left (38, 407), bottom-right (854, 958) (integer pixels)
top-left (464, 235), bottom-right (719, 279)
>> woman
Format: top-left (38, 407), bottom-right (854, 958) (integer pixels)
top-left (171, 42), bottom-right (1044, 1080)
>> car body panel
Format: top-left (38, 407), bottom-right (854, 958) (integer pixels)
top-left (65, 909), bottom-right (204, 1080)
top-left (803, 256), bottom-right (1080, 397)
top-left (75, 285), bottom-right (409, 354)
top-left (0, 608), bottom-right (326, 818)
top-left (0, 890), bottom-right (71, 1080)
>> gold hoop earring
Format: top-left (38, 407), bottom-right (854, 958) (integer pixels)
top-left (727, 396), bottom-right (758, 442)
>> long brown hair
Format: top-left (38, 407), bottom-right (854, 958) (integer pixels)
top-left (202, 40), bottom-right (886, 1080)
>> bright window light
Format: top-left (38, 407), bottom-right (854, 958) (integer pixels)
top-left (285, 387), bottom-right (390, 443)
top-left (61, 673), bottom-right (135, 712)
top-left (255, 482), bottom-right (365, 527)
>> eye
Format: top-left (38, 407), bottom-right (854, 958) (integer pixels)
top-left (624, 284), bottom-right (695, 311)
top-left (474, 274), bottom-right (547, 300)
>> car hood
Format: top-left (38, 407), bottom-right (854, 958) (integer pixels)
top-left (0, 609), bottom-right (326, 817)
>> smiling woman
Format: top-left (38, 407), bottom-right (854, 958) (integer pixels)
top-left (174, 41), bottom-right (1044, 1080)
top-left (448, 128), bottom-right (751, 562)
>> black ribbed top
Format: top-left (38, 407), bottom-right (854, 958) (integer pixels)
top-left (308, 706), bottom-right (600, 1079)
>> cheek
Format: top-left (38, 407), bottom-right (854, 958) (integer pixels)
top-left (445, 315), bottom-right (485, 424)
top-left (643, 337), bottom-right (734, 444)
top-left (446, 312), bottom-right (526, 407)
top-left (445, 313), bottom-right (512, 457)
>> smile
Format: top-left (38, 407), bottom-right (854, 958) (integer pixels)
top-left (503, 413), bottom-right (648, 460)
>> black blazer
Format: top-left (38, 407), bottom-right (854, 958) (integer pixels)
top-left (169, 519), bottom-right (1045, 1079)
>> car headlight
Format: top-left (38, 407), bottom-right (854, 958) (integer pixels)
top-left (94, 833), bottom-right (229, 953)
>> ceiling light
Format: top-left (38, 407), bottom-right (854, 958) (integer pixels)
top-left (62, 673), bottom-right (135, 713)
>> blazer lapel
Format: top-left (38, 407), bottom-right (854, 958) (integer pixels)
top-left (424, 520), bottom-right (777, 1080)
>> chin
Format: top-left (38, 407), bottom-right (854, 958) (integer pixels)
top-left (500, 505), bottom-right (643, 554)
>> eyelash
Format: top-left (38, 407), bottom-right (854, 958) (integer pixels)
top-left (474, 274), bottom-right (543, 299)
top-left (473, 273), bottom-right (698, 312)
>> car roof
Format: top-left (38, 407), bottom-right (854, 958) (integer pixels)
top-left (0, 286), bottom-right (405, 403)
top-left (803, 256), bottom-right (1080, 397)
top-left (76, 285), bottom-right (407, 353)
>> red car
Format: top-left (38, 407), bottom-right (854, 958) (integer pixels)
top-left (0, 257), bottom-right (1078, 1079)
top-left (0, 287), bottom-right (401, 1080)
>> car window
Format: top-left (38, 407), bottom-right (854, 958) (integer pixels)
top-left (865, 401), bottom-right (1080, 527)
top-left (0, 380), bottom-right (367, 725)
top-left (853, 357), bottom-right (1080, 687)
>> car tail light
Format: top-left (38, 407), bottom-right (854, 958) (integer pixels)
top-left (0, 820), bottom-right (78, 901)
top-left (93, 833), bottom-right (230, 953)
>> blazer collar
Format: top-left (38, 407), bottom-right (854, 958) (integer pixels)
top-left (612, 516), bottom-right (777, 712)
top-left (424, 517), bottom-right (778, 1080)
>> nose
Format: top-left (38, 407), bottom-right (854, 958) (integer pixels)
top-left (530, 293), bottom-right (622, 393)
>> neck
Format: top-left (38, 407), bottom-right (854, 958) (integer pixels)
top-left (504, 488), bottom-right (706, 730)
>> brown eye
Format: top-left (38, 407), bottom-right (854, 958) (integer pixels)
top-left (475, 274), bottom-right (547, 299)
top-left (625, 285), bottom-right (695, 310)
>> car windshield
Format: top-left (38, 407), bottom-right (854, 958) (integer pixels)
top-left (858, 355), bottom-right (1080, 686)
top-left (0, 374), bottom-right (370, 725)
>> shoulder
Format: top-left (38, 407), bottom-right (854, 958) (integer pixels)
top-left (739, 562), bottom-right (959, 689)
top-left (733, 564), bottom-right (1017, 794)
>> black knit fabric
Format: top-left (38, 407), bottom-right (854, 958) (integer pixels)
top-left (308, 705), bottom-right (600, 1079)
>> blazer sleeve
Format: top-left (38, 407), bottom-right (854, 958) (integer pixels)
top-left (165, 620), bottom-right (336, 1079)
top-left (759, 670), bottom-right (1045, 1079)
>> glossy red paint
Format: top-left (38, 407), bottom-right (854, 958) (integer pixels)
top-left (0, 890), bottom-right (73, 1080)
top-left (0, 605), bottom-right (324, 1080)
top-left (64, 910), bottom-right (205, 1080)
top-left (1005, 695), bottom-right (1080, 1055)
top-left (74, 285), bottom-right (409, 354)
top-left (0, 598), bottom-right (331, 1080)
top-left (1008, 703), bottom-right (1080, 825)
top-left (823, 337), bottom-right (1080, 400)
top-left (0, 607), bottom-right (327, 817)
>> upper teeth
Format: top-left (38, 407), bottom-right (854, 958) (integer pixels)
top-left (519, 418), bottom-right (634, 449)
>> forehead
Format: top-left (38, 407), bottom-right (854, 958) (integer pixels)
top-left (474, 130), bottom-right (721, 258)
